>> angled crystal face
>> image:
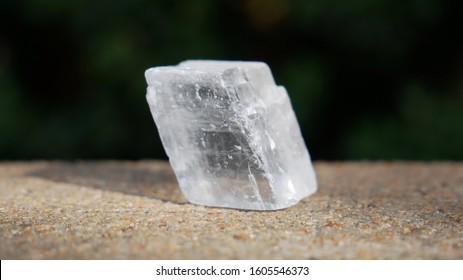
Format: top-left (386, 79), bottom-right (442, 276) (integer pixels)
top-left (145, 60), bottom-right (317, 210)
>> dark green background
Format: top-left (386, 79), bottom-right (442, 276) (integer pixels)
top-left (1, 0), bottom-right (462, 160)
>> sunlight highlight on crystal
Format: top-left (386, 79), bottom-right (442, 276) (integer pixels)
top-left (145, 60), bottom-right (317, 210)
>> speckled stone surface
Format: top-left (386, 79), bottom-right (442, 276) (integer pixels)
top-left (0, 161), bottom-right (462, 259)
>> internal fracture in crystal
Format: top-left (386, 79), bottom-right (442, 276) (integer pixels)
top-left (145, 60), bottom-right (317, 210)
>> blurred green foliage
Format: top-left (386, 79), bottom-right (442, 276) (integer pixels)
top-left (1, 0), bottom-right (462, 160)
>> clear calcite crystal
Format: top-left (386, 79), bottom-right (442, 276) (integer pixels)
top-left (145, 60), bottom-right (317, 210)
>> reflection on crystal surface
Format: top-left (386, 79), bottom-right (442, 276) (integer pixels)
top-left (145, 60), bottom-right (317, 210)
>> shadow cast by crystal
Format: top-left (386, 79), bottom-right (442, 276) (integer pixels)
top-left (27, 162), bottom-right (187, 204)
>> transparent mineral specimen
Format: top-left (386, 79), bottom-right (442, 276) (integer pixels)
top-left (145, 60), bottom-right (317, 210)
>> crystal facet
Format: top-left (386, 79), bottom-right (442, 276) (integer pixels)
top-left (145, 60), bottom-right (317, 210)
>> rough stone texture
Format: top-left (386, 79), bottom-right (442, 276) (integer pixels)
top-left (0, 161), bottom-right (462, 259)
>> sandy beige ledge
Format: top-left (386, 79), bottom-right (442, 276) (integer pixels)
top-left (0, 161), bottom-right (462, 259)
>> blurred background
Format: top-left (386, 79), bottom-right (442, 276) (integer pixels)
top-left (1, 0), bottom-right (462, 161)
